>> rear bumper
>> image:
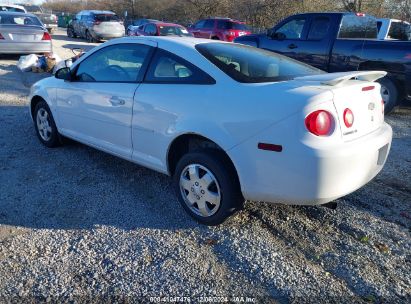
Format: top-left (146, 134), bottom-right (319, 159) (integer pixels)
top-left (230, 123), bottom-right (393, 205)
top-left (0, 42), bottom-right (52, 54)
top-left (91, 30), bottom-right (124, 40)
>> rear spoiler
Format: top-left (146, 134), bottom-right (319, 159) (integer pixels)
top-left (295, 71), bottom-right (387, 86)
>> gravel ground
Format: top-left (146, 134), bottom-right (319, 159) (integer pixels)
top-left (0, 29), bottom-right (410, 303)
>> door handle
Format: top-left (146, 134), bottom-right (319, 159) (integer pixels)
top-left (288, 43), bottom-right (298, 49)
top-left (109, 97), bottom-right (125, 106)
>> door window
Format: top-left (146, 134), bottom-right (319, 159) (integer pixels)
top-left (194, 20), bottom-right (205, 29)
top-left (203, 19), bottom-right (215, 29)
top-left (307, 17), bottom-right (331, 40)
top-left (145, 49), bottom-right (215, 84)
top-left (338, 15), bottom-right (377, 39)
top-left (144, 24), bottom-right (157, 35)
top-left (75, 44), bottom-right (152, 82)
top-left (275, 18), bottom-right (306, 39)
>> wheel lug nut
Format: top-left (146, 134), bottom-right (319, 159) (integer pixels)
top-left (201, 190), bottom-right (205, 194)
top-left (195, 182), bottom-right (199, 186)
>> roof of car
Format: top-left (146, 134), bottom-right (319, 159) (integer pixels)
top-left (0, 4), bottom-right (25, 8)
top-left (153, 21), bottom-right (185, 27)
top-left (80, 10), bottom-right (116, 15)
top-left (119, 36), bottom-right (226, 48)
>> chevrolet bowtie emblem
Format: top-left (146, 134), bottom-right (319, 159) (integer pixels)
top-left (368, 103), bottom-right (375, 110)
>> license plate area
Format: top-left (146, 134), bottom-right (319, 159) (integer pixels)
top-left (11, 34), bottom-right (36, 41)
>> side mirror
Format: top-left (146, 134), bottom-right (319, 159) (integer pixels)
top-left (271, 32), bottom-right (286, 41)
top-left (55, 67), bottom-right (72, 81)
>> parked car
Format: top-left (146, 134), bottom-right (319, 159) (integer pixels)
top-left (67, 10), bottom-right (125, 42)
top-left (0, 12), bottom-right (52, 54)
top-left (377, 18), bottom-right (410, 40)
top-left (188, 17), bottom-right (251, 41)
top-left (19, 4), bottom-right (57, 33)
top-left (235, 12), bottom-right (411, 113)
top-left (129, 21), bottom-right (192, 37)
top-left (0, 4), bottom-right (26, 13)
top-left (29, 37), bottom-right (392, 225)
top-left (126, 18), bottom-right (158, 36)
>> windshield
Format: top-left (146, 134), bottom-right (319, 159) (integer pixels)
top-left (24, 5), bottom-right (41, 13)
top-left (196, 43), bottom-right (323, 83)
top-left (159, 25), bottom-right (191, 36)
top-left (95, 14), bottom-right (119, 22)
top-left (0, 14), bottom-right (42, 26)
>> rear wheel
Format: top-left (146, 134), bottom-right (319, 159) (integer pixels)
top-left (173, 150), bottom-right (243, 226)
top-left (378, 77), bottom-right (399, 114)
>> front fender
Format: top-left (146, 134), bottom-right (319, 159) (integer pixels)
top-left (28, 77), bottom-right (58, 121)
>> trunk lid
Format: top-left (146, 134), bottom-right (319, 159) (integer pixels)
top-left (331, 81), bottom-right (384, 141)
top-left (295, 71), bottom-right (386, 141)
top-left (0, 25), bottom-right (45, 42)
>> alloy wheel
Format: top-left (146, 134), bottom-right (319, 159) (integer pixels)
top-left (179, 164), bottom-right (221, 217)
top-left (36, 108), bottom-right (52, 141)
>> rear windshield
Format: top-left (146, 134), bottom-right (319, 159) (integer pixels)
top-left (95, 14), bottom-right (119, 22)
top-left (1, 6), bottom-right (25, 13)
top-left (338, 14), bottom-right (377, 39)
top-left (24, 5), bottom-right (42, 13)
top-left (159, 25), bottom-right (191, 37)
top-left (196, 43), bottom-right (323, 83)
top-left (217, 20), bottom-right (249, 31)
top-left (0, 14), bottom-right (42, 26)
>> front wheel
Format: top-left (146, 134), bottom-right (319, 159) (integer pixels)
top-left (67, 27), bottom-right (76, 38)
top-left (86, 31), bottom-right (95, 43)
top-left (173, 150), bottom-right (243, 226)
top-left (34, 101), bottom-right (61, 148)
top-left (378, 77), bottom-right (399, 114)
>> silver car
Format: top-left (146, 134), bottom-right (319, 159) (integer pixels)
top-left (67, 10), bottom-right (125, 42)
top-left (0, 12), bottom-right (52, 54)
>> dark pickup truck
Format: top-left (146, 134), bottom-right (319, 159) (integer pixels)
top-left (235, 12), bottom-right (411, 113)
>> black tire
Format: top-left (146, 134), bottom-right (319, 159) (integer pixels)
top-left (173, 150), bottom-right (243, 226)
top-left (86, 30), bottom-right (94, 43)
top-left (211, 36), bottom-right (220, 40)
top-left (33, 101), bottom-right (61, 148)
top-left (67, 27), bottom-right (76, 38)
top-left (378, 77), bottom-right (399, 114)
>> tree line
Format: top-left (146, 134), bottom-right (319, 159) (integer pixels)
top-left (43, 0), bottom-right (411, 28)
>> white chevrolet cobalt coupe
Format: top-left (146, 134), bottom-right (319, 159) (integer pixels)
top-left (29, 37), bottom-right (392, 225)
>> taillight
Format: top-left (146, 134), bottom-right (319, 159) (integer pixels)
top-left (343, 108), bottom-right (354, 128)
top-left (0, 33), bottom-right (4, 40)
top-left (305, 110), bottom-right (333, 136)
top-left (42, 31), bottom-right (51, 40)
top-left (381, 99), bottom-right (385, 115)
top-left (224, 31), bottom-right (236, 36)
